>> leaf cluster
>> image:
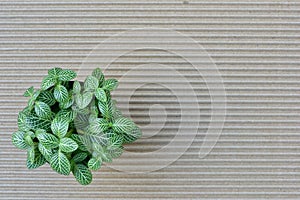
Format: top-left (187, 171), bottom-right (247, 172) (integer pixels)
top-left (12, 67), bottom-right (142, 185)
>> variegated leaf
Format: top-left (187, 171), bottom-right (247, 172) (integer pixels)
top-left (41, 75), bottom-right (56, 90)
top-left (26, 150), bottom-right (46, 169)
top-left (71, 134), bottom-right (89, 152)
top-left (73, 80), bottom-right (81, 94)
top-left (54, 84), bottom-right (68, 103)
top-left (112, 117), bottom-right (135, 134)
top-left (122, 125), bottom-right (142, 143)
top-left (75, 92), bottom-right (93, 109)
top-left (51, 117), bottom-right (69, 138)
top-left (84, 75), bottom-right (99, 91)
top-left (37, 132), bottom-right (59, 149)
top-left (92, 68), bottom-right (104, 84)
top-left (88, 157), bottom-right (102, 171)
top-left (88, 118), bottom-right (110, 133)
top-left (103, 79), bottom-right (118, 91)
top-left (57, 69), bottom-right (77, 81)
top-left (73, 164), bottom-right (92, 185)
top-left (38, 143), bottom-right (53, 162)
top-left (95, 88), bottom-right (107, 102)
top-left (50, 151), bottom-right (71, 176)
top-left (38, 90), bottom-right (56, 106)
top-left (34, 101), bottom-right (52, 118)
top-left (72, 152), bottom-right (88, 163)
top-left (98, 100), bottom-right (113, 119)
top-left (12, 131), bottom-right (29, 149)
top-left (48, 67), bottom-right (62, 77)
top-left (59, 138), bottom-right (78, 153)
top-left (23, 86), bottom-right (34, 97)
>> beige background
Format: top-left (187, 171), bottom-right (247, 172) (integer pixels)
top-left (1, 0), bottom-right (300, 199)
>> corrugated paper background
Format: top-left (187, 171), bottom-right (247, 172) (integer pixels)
top-left (1, 0), bottom-right (300, 199)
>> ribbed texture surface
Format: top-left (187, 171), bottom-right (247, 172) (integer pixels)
top-left (1, 0), bottom-right (300, 199)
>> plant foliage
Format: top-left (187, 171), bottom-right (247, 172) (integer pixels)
top-left (12, 67), bottom-right (142, 185)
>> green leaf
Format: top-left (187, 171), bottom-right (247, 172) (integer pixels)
top-left (75, 107), bottom-right (90, 115)
top-left (58, 69), bottom-right (77, 81)
top-left (122, 125), bottom-right (142, 143)
top-left (88, 118), bottom-right (110, 133)
top-left (59, 92), bottom-right (74, 109)
top-left (17, 112), bottom-right (30, 132)
top-left (82, 92), bottom-right (94, 107)
top-left (71, 134), bottom-right (89, 152)
top-left (73, 152), bottom-right (88, 163)
top-left (50, 150), bottom-right (71, 175)
top-left (38, 143), bottom-right (53, 162)
top-left (12, 131), bottom-right (29, 149)
top-left (98, 100), bottom-right (112, 119)
top-left (75, 92), bottom-right (93, 109)
top-left (92, 68), bottom-right (104, 84)
top-left (73, 80), bottom-right (81, 94)
top-left (38, 90), bottom-right (56, 106)
top-left (34, 101), bottom-right (52, 118)
top-left (111, 100), bottom-right (123, 119)
top-left (27, 150), bottom-right (46, 169)
top-left (28, 98), bottom-right (35, 108)
top-left (73, 164), bottom-right (92, 185)
top-left (54, 84), bottom-right (68, 103)
top-left (27, 147), bottom-right (35, 163)
top-left (103, 79), bottom-right (118, 91)
top-left (84, 75), bottom-right (99, 91)
top-left (56, 109), bottom-right (75, 122)
top-left (23, 86), bottom-right (34, 97)
top-left (73, 113), bottom-right (90, 131)
top-left (26, 130), bottom-right (35, 138)
top-left (93, 146), bottom-right (112, 163)
top-left (28, 90), bottom-right (41, 109)
top-left (32, 90), bottom-right (41, 101)
top-left (107, 134), bottom-right (123, 149)
top-left (112, 117), bottom-right (135, 134)
top-left (95, 88), bottom-right (107, 102)
top-left (51, 117), bottom-right (69, 138)
top-left (90, 102), bottom-right (99, 116)
top-left (24, 132), bottom-right (34, 146)
top-left (41, 75), bottom-right (56, 90)
top-left (37, 132), bottom-right (59, 149)
top-left (22, 106), bottom-right (32, 115)
top-left (35, 128), bottom-right (47, 136)
top-left (84, 130), bottom-right (109, 147)
top-left (59, 138), bottom-right (78, 153)
top-left (107, 146), bottom-right (123, 159)
top-left (88, 157), bottom-right (102, 171)
top-left (88, 114), bottom-right (98, 124)
top-left (48, 67), bottom-right (62, 77)
top-left (59, 98), bottom-right (73, 109)
top-left (25, 113), bottom-right (53, 131)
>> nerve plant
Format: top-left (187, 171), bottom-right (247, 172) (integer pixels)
top-left (12, 67), bottom-right (142, 185)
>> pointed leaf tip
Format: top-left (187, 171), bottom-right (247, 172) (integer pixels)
top-left (23, 86), bottom-right (34, 97)
top-left (103, 79), bottom-right (118, 91)
top-left (41, 75), bottom-right (56, 90)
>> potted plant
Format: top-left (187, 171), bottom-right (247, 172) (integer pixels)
top-left (11, 67), bottom-right (142, 185)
